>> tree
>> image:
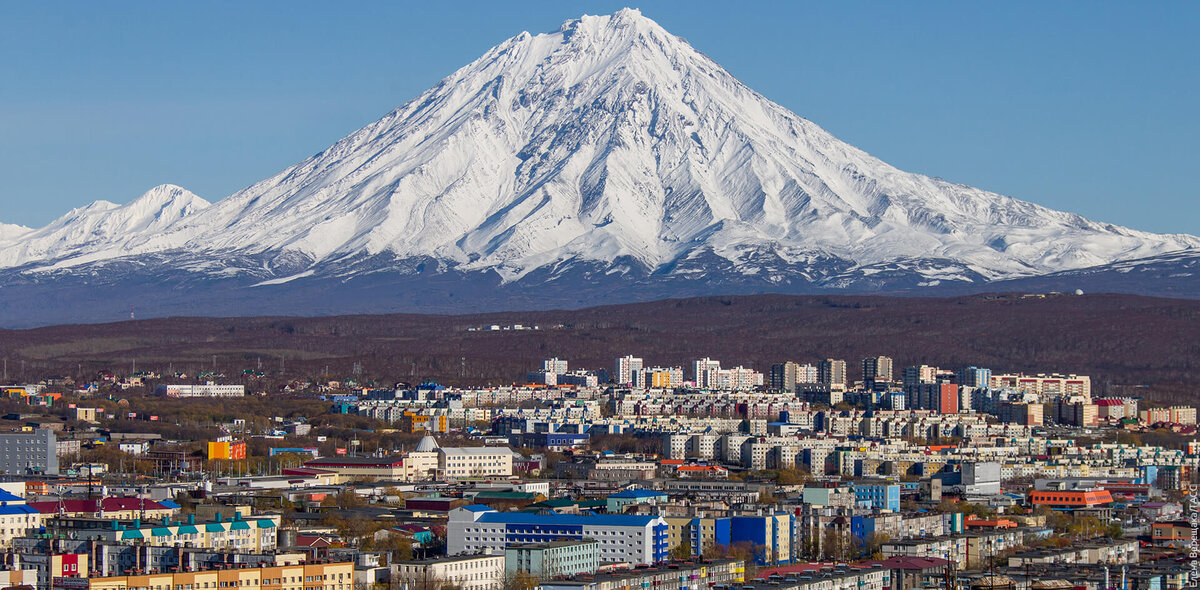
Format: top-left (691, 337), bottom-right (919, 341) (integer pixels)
top-left (775, 468), bottom-right (810, 486)
top-left (503, 571), bottom-right (540, 590)
top-left (821, 528), bottom-right (850, 561)
top-left (1105, 522), bottom-right (1123, 539)
top-left (670, 539), bottom-right (693, 561)
top-left (322, 489), bottom-right (366, 509)
top-left (863, 532), bottom-right (890, 559)
top-left (367, 532), bottom-right (414, 561)
top-left (391, 571), bottom-right (458, 590)
top-left (725, 541), bottom-right (765, 574)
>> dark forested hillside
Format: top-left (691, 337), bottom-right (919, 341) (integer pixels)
top-left (1, 292), bottom-right (1197, 401)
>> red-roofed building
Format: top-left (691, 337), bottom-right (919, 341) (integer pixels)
top-left (1094, 398), bottom-right (1137, 421)
top-left (858, 556), bottom-right (952, 590)
top-left (675, 465), bottom-right (729, 479)
top-left (963, 516), bottom-right (1018, 529)
top-left (27, 497), bottom-right (176, 520)
top-left (1029, 489), bottom-right (1113, 510)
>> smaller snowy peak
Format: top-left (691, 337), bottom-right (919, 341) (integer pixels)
top-left (0, 184), bottom-right (209, 269)
top-left (125, 184), bottom-right (211, 221)
top-left (0, 222), bottom-right (32, 236)
top-left (0, 222), bottom-right (33, 247)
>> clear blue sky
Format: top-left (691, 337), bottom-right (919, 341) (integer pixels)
top-left (1, 1), bottom-right (1196, 234)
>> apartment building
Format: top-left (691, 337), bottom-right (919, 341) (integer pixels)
top-left (541, 559), bottom-right (744, 590)
top-left (505, 540), bottom-right (599, 579)
top-left (45, 513), bottom-right (280, 551)
top-left (0, 488), bottom-right (42, 548)
top-left (862, 356), bottom-right (894, 383)
top-left (988, 374), bottom-right (1091, 398)
top-left (84, 561), bottom-right (353, 590)
top-left (1139, 406), bottom-right (1197, 425)
top-left (155, 384), bottom-right (245, 398)
top-left (818, 359), bottom-right (847, 389)
top-left (0, 428), bottom-right (59, 475)
top-left (448, 506), bottom-right (668, 565)
top-left (615, 356), bottom-right (644, 386)
top-left (439, 447), bottom-right (514, 478)
top-left (393, 555), bottom-right (505, 590)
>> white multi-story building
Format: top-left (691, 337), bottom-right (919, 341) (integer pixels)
top-left (448, 506), bottom-right (668, 565)
top-left (438, 447), bottom-right (514, 478)
top-left (694, 358), bottom-right (722, 389)
top-left (615, 356), bottom-right (644, 386)
top-left (0, 487), bottom-right (42, 549)
top-left (989, 373), bottom-right (1091, 398)
top-left (156, 383), bottom-right (245, 398)
top-left (715, 366), bottom-right (763, 390)
top-left (392, 555), bottom-right (505, 590)
top-left (543, 358), bottom-right (569, 374)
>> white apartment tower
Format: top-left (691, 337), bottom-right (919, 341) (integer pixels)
top-left (615, 355), bottom-right (644, 386)
top-left (694, 358), bottom-right (722, 389)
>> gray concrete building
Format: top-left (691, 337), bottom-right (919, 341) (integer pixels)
top-left (0, 429), bottom-right (58, 475)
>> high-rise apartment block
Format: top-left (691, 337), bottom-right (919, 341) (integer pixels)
top-left (913, 383), bottom-right (959, 414)
top-left (640, 367), bottom-right (684, 389)
top-left (818, 359), bottom-right (847, 389)
top-left (862, 356), bottom-right (894, 383)
top-left (694, 358), bottom-right (722, 389)
top-left (615, 356), bottom-right (644, 386)
top-left (956, 366), bottom-right (992, 388)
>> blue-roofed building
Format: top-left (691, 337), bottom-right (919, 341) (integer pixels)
top-left (448, 505), bottom-right (668, 565)
top-left (0, 486), bottom-right (43, 547)
top-left (606, 488), bottom-right (667, 514)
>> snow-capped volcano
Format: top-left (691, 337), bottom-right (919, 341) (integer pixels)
top-left (0, 9), bottom-right (1197, 325)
